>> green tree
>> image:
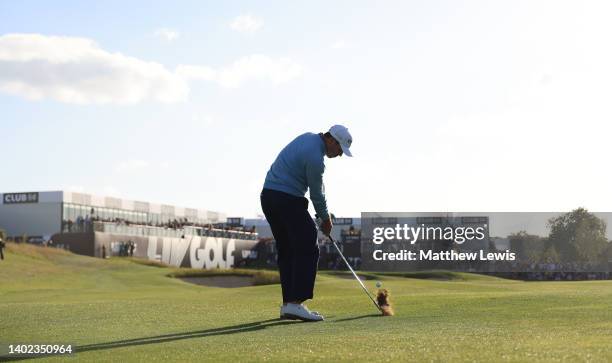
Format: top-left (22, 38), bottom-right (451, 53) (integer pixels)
top-left (540, 245), bottom-right (561, 264)
top-left (547, 208), bottom-right (608, 263)
top-left (508, 231), bottom-right (545, 261)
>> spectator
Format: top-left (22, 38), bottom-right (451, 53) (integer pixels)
top-left (0, 237), bottom-right (5, 260)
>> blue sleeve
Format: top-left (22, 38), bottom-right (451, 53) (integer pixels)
top-left (305, 157), bottom-right (329, 220)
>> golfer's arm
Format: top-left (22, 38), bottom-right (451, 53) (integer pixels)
top-left (306, 160), bottom-right (330, 220)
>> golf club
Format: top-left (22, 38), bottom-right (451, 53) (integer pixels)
top-left (326, 233), bottom-right (385, 314)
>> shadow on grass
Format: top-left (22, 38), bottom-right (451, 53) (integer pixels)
top-left (78, 318), bottom-right (297, 353)
top-left (333, 314), bottom-right (381, 322)
top-left (1, 319), bottom-right (299, 361)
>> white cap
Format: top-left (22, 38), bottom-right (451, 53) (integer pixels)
top-left (329, 124), bottom-right (353, 157)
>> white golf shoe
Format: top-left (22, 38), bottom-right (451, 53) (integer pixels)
top-left (280, 303), bottom-right (324, 322)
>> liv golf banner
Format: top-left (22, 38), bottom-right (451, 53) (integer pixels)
top-left (94, 232), bottom-right (260, 269)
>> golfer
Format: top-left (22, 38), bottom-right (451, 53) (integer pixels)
top-left (260, 125), bottom-right (353, 321)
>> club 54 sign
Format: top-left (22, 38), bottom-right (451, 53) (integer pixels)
top-left (3, 192), bottom-right (39, 204)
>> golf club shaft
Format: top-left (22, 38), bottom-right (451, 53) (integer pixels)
top-left (328, 235), bottom-right (381, 312)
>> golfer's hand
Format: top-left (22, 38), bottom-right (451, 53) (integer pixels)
top-left (321, 218), bottom-right (333, 236)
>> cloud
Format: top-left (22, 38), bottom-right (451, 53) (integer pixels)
top-left (0, 33), bottom-right (303, 104)
top-left (230, 14), bottom-right (263, 33)
top-left (154, 28), bottom-right (180, 41)
top-left (177, 55), bottom-right (302, 88)
top-left (0, 33), bottom-right (189, 104)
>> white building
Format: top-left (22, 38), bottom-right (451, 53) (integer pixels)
top-left (0, 191), bottom-right (226, 240)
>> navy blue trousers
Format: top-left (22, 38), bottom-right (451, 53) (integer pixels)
top-left (260, 188), bottom-right (319, 303)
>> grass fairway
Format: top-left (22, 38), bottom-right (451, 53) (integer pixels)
top-left (1, 243), bottom-right (612, 362)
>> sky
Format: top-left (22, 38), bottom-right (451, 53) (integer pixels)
top-left (1, 0), bottom-right (612, 218)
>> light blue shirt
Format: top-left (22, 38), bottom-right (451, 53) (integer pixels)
top-left (264, 132), bottom-right (329, 219)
